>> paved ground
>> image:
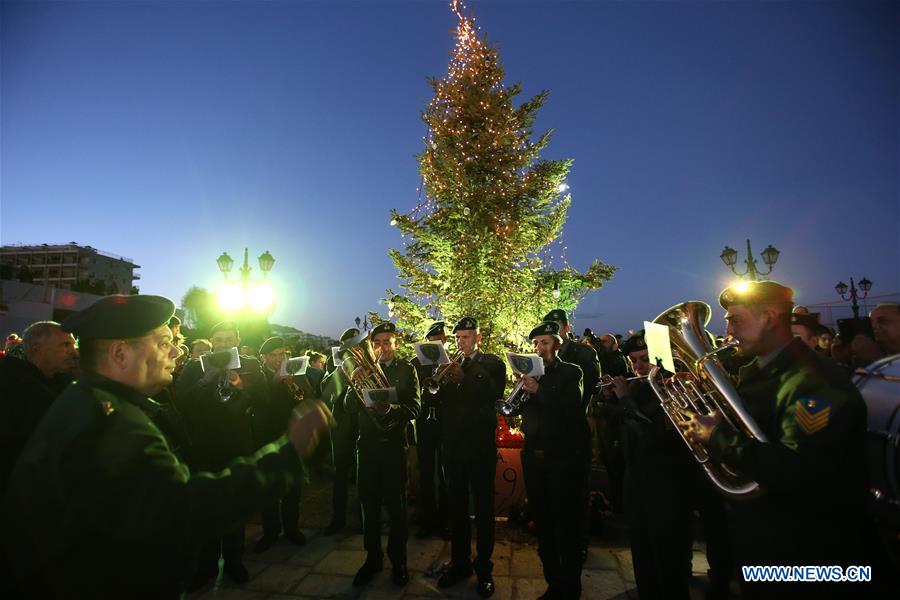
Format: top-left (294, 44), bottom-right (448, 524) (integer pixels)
top-left (186, 474), bottom-right (727, 600)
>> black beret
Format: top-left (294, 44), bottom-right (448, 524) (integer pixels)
top-left (542, 309), bottom-right (568, 325)
top-left (528, 321), bottom-right (563, 342)
top-left (259, 336), bottom-right (286, 355)
top-left (210, 320), bottom-right (239, 336)
top-left (452, 316), bottom-right (478, 333)
top-left (425, 320), bottom-right (446, 339)
top-left (340, 327), bottom-right (360, 342)
top-left (370, 322), bottom-right (397, 337)
top-left (62, 294), bottom-right (175, 340)
top-left (621, 334), bottom-right (647, 355)
top-left (168, 315), bottom-right (181, 327)
top-left (718, 281), bottom-right (793, 310)
top-left (791, 313), bottom-right (819, 329)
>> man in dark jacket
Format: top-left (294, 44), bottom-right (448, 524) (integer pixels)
top-left (518, 321), bottom-right (588, 599)
top-left (255, 336), bottom-right (307, 551)
top-left (411, 320), bottom-right (450, 538)
top-left (175, 320), bottom-right (269, 587)
top-left (343, 322), bottom-right (420, 587)
top-left (1, 321), bottom-right (78, 491)
top-left (320, 327), bottom-right (361, 535)
top-left (682, 281), bottom-right (893, 599)
top-left (3, 294), bottom-right (331, 599)
top-left (437, 317), bottom-right (506, 598)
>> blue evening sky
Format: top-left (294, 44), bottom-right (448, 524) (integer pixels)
top-left (2, 0), bottom-right (897, 337)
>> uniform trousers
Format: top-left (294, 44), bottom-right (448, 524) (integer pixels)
top-left (261, 480), bottom-right (301, 537)
top-left (416, 416), bottom-right (447, 528)
top-left (443, 445), bottom-right (495, 575)
top-left (523, 452), bottom-right (590, 599)
top-left (357, 439), bottom-right (408, 565)
top-left (330, 411), bottom-right (358, 526)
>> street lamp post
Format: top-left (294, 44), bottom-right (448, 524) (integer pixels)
top-left (834, 277), bottom-right (872, 320)
top-left (216, 248), bottom-right (276, 314)
top-left (720, 239), bottom-right (780, 281)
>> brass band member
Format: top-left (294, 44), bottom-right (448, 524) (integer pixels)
top-left (613, 333), bottom-right (731, 600)
top-left (347, 322), bottom-right (420, 587)
top-left (543, 309), bottom-right (600, 409)
top-left (320, 327), bottom-right (362, 535)
top-left (518, 321), bottom-right (589, 600)
top-left (437, 317), bottom-right (506, 598)
top-left (411, 320), bottom-right (450, 538)
top-left (255, 336), bottom-right (308, 552)
top-left (680, 282), bottom-right (884, 599)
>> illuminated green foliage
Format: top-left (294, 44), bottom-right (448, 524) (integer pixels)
top-left (383, 1), bottom-right (615, 357)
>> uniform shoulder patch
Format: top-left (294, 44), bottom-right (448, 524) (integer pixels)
top-left (795, 398), bottom-right (830, 435)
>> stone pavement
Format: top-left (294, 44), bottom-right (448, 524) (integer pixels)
top-left (187, 519), bottom-right (718, 600)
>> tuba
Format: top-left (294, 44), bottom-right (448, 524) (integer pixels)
top-left (649, 301), bottom-right (768, 499)
top-left (337, 332), bottom-right (397, 432)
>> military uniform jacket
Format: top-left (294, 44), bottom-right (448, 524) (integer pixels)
top-left (708, 338), bottom-right (870, 565)
top-left (0, 356), bottom-right (70, 492)
top-left (345, 357), bottom-right (421, 447)
top-left (521, 358), bottom-right (589, 465)
top-left (4, 372), bottom-right (301, 599)
top-left (619, 380), bottom-right (693, 473)
top-left (440, 351), bottom-right (506, 452)
top-left (559, 340), bottom-right (600, 409)
top-left (176, 355), bottom-right (269, 470)
top-left (256, 367), bottom-right (307, 447)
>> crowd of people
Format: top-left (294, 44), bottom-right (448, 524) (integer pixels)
top-left (0, 286), bottom-right (898, 599)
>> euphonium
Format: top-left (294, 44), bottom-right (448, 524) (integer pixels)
top-left (424, 349), bottom-right (464, 395)
top-left (648, 301), bottom-right (768, 499)
top-left (337, 332), bottom-right (396, 431)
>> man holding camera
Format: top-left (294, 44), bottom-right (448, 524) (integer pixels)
top-left (4, 295), bottom-right (332, 598)
top-left (176, 320), bottom-right (269, 587)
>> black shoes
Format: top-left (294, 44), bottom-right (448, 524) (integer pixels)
top-left (392, 565), bottom-right (410, 586)
top-left (477, 575), bottom-right (495, 598)
top-left (254, 535), bottom-right (277, 553)
top-left (352, 557), bottom-right (384, 586)
top-left (437, 563), bottom-right (473, 588)
top-left (224, 561), bottom-right (249, 584)
top-left (284, 529), bottom-right (307, 546)
top-left (323, 520), bottom-right (345, 536)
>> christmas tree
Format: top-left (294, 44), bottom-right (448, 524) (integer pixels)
top-left (384, 0), bottom-right (616, 357)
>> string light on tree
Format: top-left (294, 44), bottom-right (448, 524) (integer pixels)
top-left (381, 0), bottom-right (615, 357)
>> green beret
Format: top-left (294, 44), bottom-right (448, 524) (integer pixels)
top-left (528, 321), bottom-right (563, 342)
top-left (340, 327), bottom-right (360, 342)
top-left (370, 322), bottom-right (397, 337)
top-left (621, 333), bottom-right (647, 355)
top-left (542, 309), bottom-right (568, 326)
top-left (259, 336), bottom-right (286, 355)
top-left (452, 316), bottom-right (478, 333)
top-left (425, 321), bottom-right (446, 339)
top-left (62, 294), bottom-right (175, 340)
top-left (210, 320), bottom-right (239, 336)
top-left (718, 281), bottom-right (793, 310)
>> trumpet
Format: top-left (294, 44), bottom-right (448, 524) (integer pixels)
top-left (596, 375), bottom-right (649, 390)
top-left (424, 350), bottom-right (465, 395)
top-left (496, 375), bottom-right (539, 417)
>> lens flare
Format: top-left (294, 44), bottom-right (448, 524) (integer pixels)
top-left (217, 283), bottom-right (245, 312)
top-left (247, 282), bottom-right (275, 313)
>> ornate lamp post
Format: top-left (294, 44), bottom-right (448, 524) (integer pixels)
top-left (216, 248), bottom-right (276, 313)
top-left (720, 239), bottom-right (780, 281)
top-left (835, 277), bottom-right (872, 319)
